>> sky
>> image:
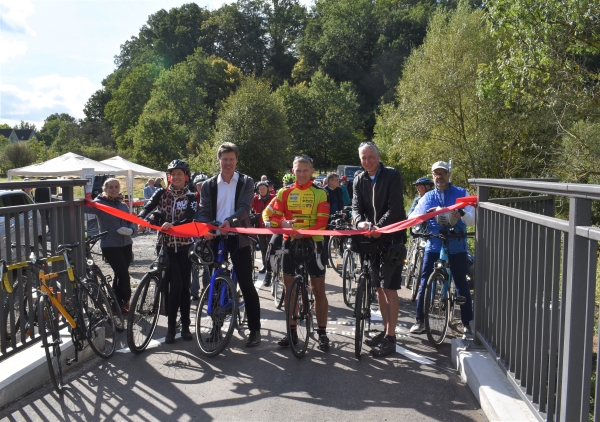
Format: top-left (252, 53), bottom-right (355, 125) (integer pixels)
top-left (0, 0), bottom-right (313, 130)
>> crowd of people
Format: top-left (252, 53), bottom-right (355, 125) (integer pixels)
top-left (82, 140), bottom-right (474, 357)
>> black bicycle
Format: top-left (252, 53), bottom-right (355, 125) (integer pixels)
top-left (403, 223), bottom-right (428, 302)
top-left (327, 208), bottom-right (353, 275)
top-left (85, 231), bottom-right (124, 332)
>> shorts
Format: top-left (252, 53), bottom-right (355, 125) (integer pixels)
top-left (369, 252), bottom-right (402, 290)
top-left (283, 240), bottom-right (327, 278)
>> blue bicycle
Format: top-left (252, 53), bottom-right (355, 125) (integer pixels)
top-left (194, 233), bottom-right (248, 357)
top-left (422, 229), bottom-right (474, 347)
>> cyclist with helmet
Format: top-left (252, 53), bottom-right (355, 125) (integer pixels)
top-left (191, 173), bottom-right (210, 300)
top-left (265, 156), bottom-right (331, 350)
top-left (139, 159), bottom-right (198, 344)
top-left (407, 161), bottom-right (475, 338)
top-left (407, 177), bottom-right (435, 216)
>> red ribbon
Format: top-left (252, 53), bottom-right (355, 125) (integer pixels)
top-left (83, 195), bottom-right (477, 239)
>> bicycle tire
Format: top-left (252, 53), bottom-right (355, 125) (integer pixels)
top-left (236, 287), bottom-right (247, 329)
top-left (411, 251), bottom-right (423, 302)
top-left (403, 238), bottom-right (417, 287)
top-left (80, 280), bottom-right (116, 358)
top-left (89, 266), bottom-right (124, 332)
top-left (342, 250), bottom-right (358, 308)
top-left (354, 275), bottom-right (368, 359)
top-left (272, 255), bottom-right (285, 310)
top-left (287, 276), bottom-right (310, 359)
top-left (424, 271), bottom-right (449, 347)
top-left (127, 272), bottom-right (161, 354)
top-left (328, 236), bottom-right (344, 275)
top-left (196, 275), bottom-right (237, 357)
top-left (39, 295), bottom-right (64, 394)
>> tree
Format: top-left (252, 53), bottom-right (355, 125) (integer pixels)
top-left (374, 1), bottom-right (557, 189)
top-left (38, 113), bottom-right (77, 146)
top-left (203, 77), bottom-right (290, 181)
top-left (276, 71), bottom-right (364, 169)
top-left (14, 121), bottom-right (37, 131)
top-left (1, 142), bottom-right (37, 170)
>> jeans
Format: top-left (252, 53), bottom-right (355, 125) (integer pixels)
top-left (101, 244), bottom-right (133, 304)
top-left (415, 251), bottom-right (473, 327)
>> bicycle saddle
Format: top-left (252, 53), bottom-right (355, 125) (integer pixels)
top-left (56, 242), bottom-right (80, 252)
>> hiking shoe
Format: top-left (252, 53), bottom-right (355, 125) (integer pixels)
top-left (370, 337), bottom-right (396, 358)
top-left (165, 327), bottom-right (176, 344)
top-left (246, 331), bottom-right (261, 347)
top-left (181, 327), bottom-right (193, 341)
top-left (365, 331), bottom-right (385, 347)
top-left (462, 324), bottom-right (473, 340)
top-left (318, 334), bottom-right (330, 351)
top-left (277, 332), bottom-right (298, 347)
top-left (263, 272), bottom-right (272, 287)
top-left (259, 266), bottom-right (266, 274)
top-left (410, 321), bottom-right (425, 334)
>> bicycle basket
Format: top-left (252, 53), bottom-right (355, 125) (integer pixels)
top-left (0, 261), bottom-right (11, 294)
top-left (188, 239), bottom-right (214, 265)
top-left (350, 235), bottom-right (383, 255)
top-left (382, 243), bottom-right (407, 267)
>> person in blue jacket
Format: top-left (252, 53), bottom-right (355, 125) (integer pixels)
top-left (407, 177), bottom-right (434, 216)
top-left (407, 161), bottom-right (475, 339)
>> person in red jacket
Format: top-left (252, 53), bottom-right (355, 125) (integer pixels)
top-left (252, 181), bottom-right (275, 282)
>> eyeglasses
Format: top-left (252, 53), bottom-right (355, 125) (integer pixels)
top-left (294, 155), bottom-right (313, 163)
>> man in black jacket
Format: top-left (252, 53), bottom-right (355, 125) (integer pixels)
top-left (197, 142), bottom-right (261, 347)
top-left (352, 141), bottom-right (406, 357)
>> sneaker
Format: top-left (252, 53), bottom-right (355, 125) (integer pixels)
top-left (277, 332), bottom-right (298, 347)
top-left (165, 327), bottom-right (176, 344)
top-left (258, 266), bottom-right (267, 274)
top-left (410, 321), bottom-right (425, 334)
top-left (318, 334), bottom-right (330, 351)
top-left (462, 324), bottom-right (473, 340)
top-left (365, 331), bottom-right (385, 347)
top-left (263, 272), bottom-right (272, 287)
top-left (246, 331), bottom-right (261, 347)
top-left (370, 337), bottom-right (396, 358)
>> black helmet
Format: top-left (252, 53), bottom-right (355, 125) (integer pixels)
top-left (291, 238), bottom-right (314, 265)
top-left (188, 239), bottom-right (214, 265)
top-left (167, 159), bottom-right (190, 177)
top-left (413, 177), bottom-right (434, 186)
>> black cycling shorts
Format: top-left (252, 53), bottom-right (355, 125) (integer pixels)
top-left (370, 253), bottom-right (402, 290)
top-left (283, 240), bottom-right (326, 278)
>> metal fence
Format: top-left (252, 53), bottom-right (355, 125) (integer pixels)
top-left (0, 179), bottom-right (87, 361)
top-left (470, 178), bottom-right (600, 422)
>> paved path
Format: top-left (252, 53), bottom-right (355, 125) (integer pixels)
top-left (0, 262), bottom-right (484, 422)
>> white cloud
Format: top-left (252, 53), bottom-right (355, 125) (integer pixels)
top-left (0, 0), bottom-right (36, 36)
top-left (0, 75), bottom-right (99, 124)
top-left (0, 35), bottom-right (27, 63)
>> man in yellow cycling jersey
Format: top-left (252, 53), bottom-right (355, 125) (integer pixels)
top-left (263, 156), bottom-right (331, 350)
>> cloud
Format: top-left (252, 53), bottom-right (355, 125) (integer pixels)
top-left (0, 0), bottom-right (36, 36)
top-left (0, 75), bottom-right (99, 125)
top-left (0, 35), bottom-right (27, 63)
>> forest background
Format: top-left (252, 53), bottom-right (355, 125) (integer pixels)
top-left (1, 0), bottom-right (599, 221)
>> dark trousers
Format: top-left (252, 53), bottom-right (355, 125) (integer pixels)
top-left (167, 247), bottom-right (193, 329)
top-left (415, 251), bottom-right (473, 326)
top-left (102, 244), bottom-right (133, 304)
top-left (231, 245), bottom-right (261, 332)
top-left (258, 234), bottom-right (270, 271)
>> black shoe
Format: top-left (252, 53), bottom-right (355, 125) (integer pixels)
top-left (370, 337), bottom-right (396, 358)
top-left (191, 294), bottom-right (199, 301)
top-left (181, 327), bottom-right (193, 341)
top-left (277, 332), bottom-right (298, 347)
top-left (318, 334), bottom-right (330, 351)
top-left (263, 272), bottom-right (272, 287)
top-left (259, 266), bottom-right (266, 274)
top-left (165, 327), bottom-right (176, 344)
top-left (246, 331), bottom-right (261, 347)
top-left (365, 331), bottom-right (385, 348)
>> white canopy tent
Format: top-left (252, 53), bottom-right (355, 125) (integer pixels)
top-left (101, 156), bottom-right (166, 211)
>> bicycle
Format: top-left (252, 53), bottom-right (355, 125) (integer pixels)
top-left (268, 241), bottom-right (286, 310)
top-left (195, 230), bottom-right (249, 357)
top-left (85, 231), bottom-right (124, 332)
top-left (403, 223), bottom-right (428, 302)
top-left (327, 209), bottom-right (352, 275)
top-left (422, 229), bottom-right (475, 347)
top-left (285, 238), bottom-right (318, 359)
top-left (341, 237), bottom-right (360, 308)
top-left (4, 243), bottom-right (116, 394)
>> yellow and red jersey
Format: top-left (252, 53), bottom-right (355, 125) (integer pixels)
top-left (263, 180), bottom-right (330, 241)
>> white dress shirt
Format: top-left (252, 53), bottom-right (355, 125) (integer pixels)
top-left (216, 171), bottom-right (239, 224)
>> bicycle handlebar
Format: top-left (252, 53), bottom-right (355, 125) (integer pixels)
top-left (412, 230), bottom-right (475, 240)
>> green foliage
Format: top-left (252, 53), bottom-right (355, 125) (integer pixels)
top-left (0, 142), bottom-right (37, 170)
top-left (203, 77), bottom-right (290, 181)
top-left (276, 71), bottom-right (364, 169)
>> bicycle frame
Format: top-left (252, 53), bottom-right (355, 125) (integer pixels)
top-left (206, 237), bottom-right (239, 316)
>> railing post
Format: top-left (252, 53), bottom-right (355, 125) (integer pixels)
top-left (559, 197), bottom-right (592, 421)
top-left (473, 186), bottom-right (488, 346)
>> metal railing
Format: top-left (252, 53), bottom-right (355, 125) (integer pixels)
top-left (0, 179), bottom-right (87, 361)
top-left (470, 178), bottom-right (600, 422)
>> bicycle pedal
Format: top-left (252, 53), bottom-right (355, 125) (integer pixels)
top-left (455, 296), bottom-right (466, 305)
top-left (66, 356), bottom-right (78, 366)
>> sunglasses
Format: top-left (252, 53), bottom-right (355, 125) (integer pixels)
top-left (359, 141), bottom-right (377, 147)
top-left (294, 155), bottom-right (313, 163)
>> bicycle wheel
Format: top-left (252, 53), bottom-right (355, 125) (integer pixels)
top-left (411, 251), bottom-right (423, 302)
top-left (89, 266), bottom-right (124, 332)
top-left (403, 239), bottom-right (417, 287)
top-left (342, 250), bottom-right (359, 308)
top-left (236, 287), bottom-right (247, 329)
top-left (80, 280), bottom-right (116, 358)
top-left (38, 295), bottom-right (64, 394)
top-left (127, 272), bottom-right (161, 354)
top-left (286, 276), bottom-right (310, 359)
top-left (272, 255), bottom-right (285, 310)
top-left (424, 271), bottom-right (450, 347)
top-left (328, 236), bottom-right (344, 275)
top-left (354, 275), bottom-right (368, 359)
top-left (196, 275), bottom-right (237, 357)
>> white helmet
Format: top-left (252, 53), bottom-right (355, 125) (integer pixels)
top-left (436, 211), bottom-right (459, 227)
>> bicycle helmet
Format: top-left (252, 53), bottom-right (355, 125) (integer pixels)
top-left (193, 173), bottom-right (208, 185)
top-left (291, 238), bottom-right (313, 265)
top-left (167, 159), bottom-right (191, 178)
top-left (436, 211), bottom-right (459, 227)
top-left (282, 173), bottom-right (295, 185)
top-left (188, 239), bottom-right (214, 265)
top-left (413, 177), bottom-right (434, 186)
top-left (256, 181), bottom-right (269, 190)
